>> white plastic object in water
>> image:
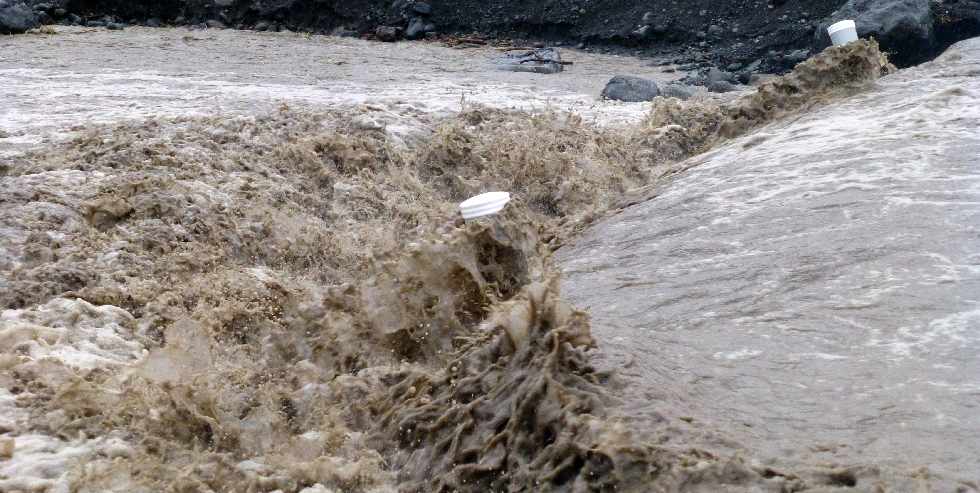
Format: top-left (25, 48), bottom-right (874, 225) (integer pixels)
top-left (828, 20), bottom-right (858, 46)
top-left (459, 192), bottom-right (511, 220)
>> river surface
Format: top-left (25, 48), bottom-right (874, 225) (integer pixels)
top-left (0, 25), bottom-right (683, 156)
top-left (2, 24), bottom-right (978, 490)
top-left (559, 38), bottom-right (980, 480)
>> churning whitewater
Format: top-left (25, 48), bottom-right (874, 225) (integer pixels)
top-left (1, 23), bottom-right (978, 493)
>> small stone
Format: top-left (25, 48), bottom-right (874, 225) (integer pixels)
top-left (145, 17), bottom-right (162, 27)
top-left (205, 19), bottom-right (225, 29)
top-left (641, 11), bottom-right (655, 24)
top-left (254, 21), bottom-right (269, 31)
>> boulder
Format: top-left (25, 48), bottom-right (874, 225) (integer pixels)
top-left (375, 25), bottom-right (401, 42)
top-left (707, 80), bottom-right (738, 93)
top-left (600, 75), bottom-right (660, 102)
top-left (707, 67), bottom-right (736, 84)
top-left (933, 0), bottom-right (980, 48)
top-left (412, 1), bottom-right (432, 16)
top-left (661, 83), bottom-right (695, 100)
top-left (814, 0), bottom-right (933, 66)
top-left (404, 17), bottom-right (430, 39)
top-left (0, 1), bottom-right (39, 34)
top-left (496, 48), bottom-right (564, 74)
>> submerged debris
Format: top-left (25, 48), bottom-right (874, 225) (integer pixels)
top-left (495, 47), bottom-right (567, 74)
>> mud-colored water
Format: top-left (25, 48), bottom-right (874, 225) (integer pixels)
top-left (0, 25), bottom-right (699, 156)
top-left (1, 24), bottom-right (972, 493)
top-left (560, 37), bottom-right (980, 485)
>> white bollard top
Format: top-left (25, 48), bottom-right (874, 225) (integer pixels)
top-left (828, 20), bottom-right (856, 36)
top-left (459, 192), bottom-right (511, 220)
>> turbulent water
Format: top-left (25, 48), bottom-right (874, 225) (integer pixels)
top-left (560, 38), bottom-right (980, 483)
top-left (1, 24), bottom-right (977, 493)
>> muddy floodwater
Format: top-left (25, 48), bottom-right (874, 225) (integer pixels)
top-left (1, 24), bottom-right (978, 493)
top-left (0, 26), bottom-right (684, 155)
top-left (560, 38), bottom-right (980, 480)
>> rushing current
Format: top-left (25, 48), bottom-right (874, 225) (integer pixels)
top-left (2, 24), bottom-right (978, 492)
top-left (559, 38), bottom-right (980, 480)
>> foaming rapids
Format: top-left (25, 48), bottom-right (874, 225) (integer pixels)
top-left (0, 39), bottom-right (930, 492)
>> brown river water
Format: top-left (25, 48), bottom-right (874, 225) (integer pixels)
top-left (1, 25), bottom-right (977, 492)
top-left (559, 39), bottom-right (980, 482)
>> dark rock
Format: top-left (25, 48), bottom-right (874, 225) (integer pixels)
top-left (600, 75), bottom-right (660, 102)
top-left (205, 19), bottom-right (225, 29)
top-left (708, 80), bottom-right (738, 93)
top-left (707, 67), bottom-right (736, 83)
top-left (65, 13), bottom-right (80, 25)
top-left (707, 24), bottom-right (724, 37)
top-left (496, 47), bottom-right (564, 74)
top-left (174, 16), bottom-right (185, 24)
top-left (814, 0), bottom-right (933, 66)
top-left (52, 7), bottom-right (65, 18)
top-left (641, 11), bottom-right (655, 24)
top-left (375, 25), bottom-right (401, 42)
top-left (145, 17), bottom-right (161, 27)
top-left (106, 22), bottom-right (125, 30)
top-left (412, 2), bottom-right (431, 16)
top-left (632, 24), bottom-right (651, 38)
top-left (934, 0), bottom-right (980, 47)
top-left (32, 3), bottom-right (51, 13)
top-left (0, 1), bottom-right (39, 34)
top-left (784, 48), bottom-right (811, 64)
top-left (254, 20), bottom-right (269, 31)
top-left (404, 17), bottom-right (426, 39)
top-left (661, 83), bottom-right (696, 100)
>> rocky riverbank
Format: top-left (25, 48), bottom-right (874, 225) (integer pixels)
top-left (3, 0), bottom-right (979, 71)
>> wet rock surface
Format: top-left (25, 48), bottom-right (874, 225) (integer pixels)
top-left (815, 0), bottom-right (935, 66)
top-left (600, 75), bottom-right (660, 102)
top-left (0, 1), bottom-right (39, 33)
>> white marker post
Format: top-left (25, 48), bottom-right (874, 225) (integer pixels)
top-left (828, 20), bottom-right (858, 46)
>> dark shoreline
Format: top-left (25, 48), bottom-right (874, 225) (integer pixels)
top-left (5, 0), bottom-right (979, 72)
